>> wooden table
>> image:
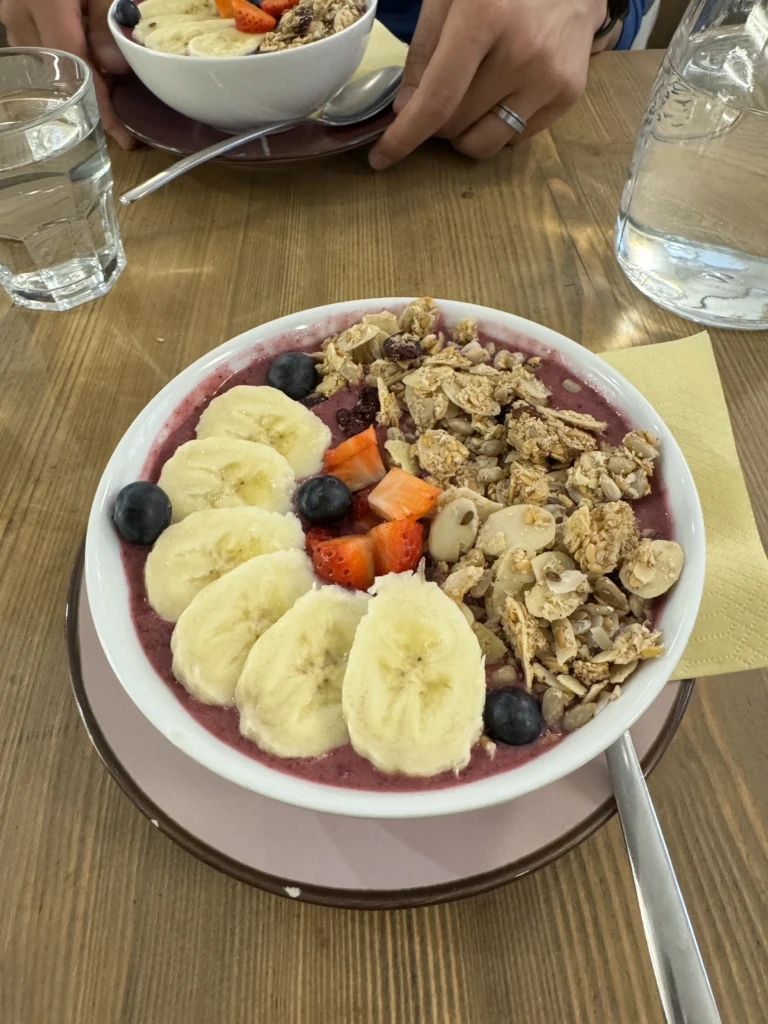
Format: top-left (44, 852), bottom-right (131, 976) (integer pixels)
top-left (1, 51), bottom-right (766, 1024)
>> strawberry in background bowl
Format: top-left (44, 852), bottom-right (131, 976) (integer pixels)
top-left (108, 0), bottom-right (378, 132)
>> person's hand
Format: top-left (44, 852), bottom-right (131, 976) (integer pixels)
top-left (369, 0), bottom-right (609, 169)
top-left (1, 0), bottom-right (135, 147)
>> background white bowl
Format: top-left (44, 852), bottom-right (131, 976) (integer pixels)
top-left (108, 0), bottom-right (377, 131)
top-left (85, 298), bottom-right (705, 819)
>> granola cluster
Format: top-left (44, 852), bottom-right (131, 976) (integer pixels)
top-left (310, 299), bottom-right (685, 736)
top-left (257, 0), bottom-right (366, 51)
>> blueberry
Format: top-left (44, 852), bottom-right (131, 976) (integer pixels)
top-left (114, 0), bottom-right (140, 29)
top-left (266, 352), bottom-right (319, 401)
top-left (483, 687), bottom-right (542, 746)
top-left (113, 482), bottom-right (171, 545)
top-left (296, 476), bottom-right (352, 525)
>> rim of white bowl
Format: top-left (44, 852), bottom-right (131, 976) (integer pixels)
top-left (85, 298), bottom-right (706, 819)
top-left (108, 0), bottom-right (378, 62)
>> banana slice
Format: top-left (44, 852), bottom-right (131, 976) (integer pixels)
top-left (188, 26), bottom-right (262, 56)
top-left (171, 549), bottom-right (315, 706)
top-left (134, 15), bottom-right (226, 45)
top-left (157, 436), bottom-right (296, 522)
top-left (342, 573), bottom-right (486, 777)
top-left (145, 507), bottom-right (304, 622)
top-left (236, 588), bottom-right (369, 758)
top-left (138, 0), bottom-right (216, 18)
top-left (196, 386), bottom-right (331, 478)
top-left (144, 20), bottom-right (228, 54)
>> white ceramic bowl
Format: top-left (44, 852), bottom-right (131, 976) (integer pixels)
top-left (85, 298), bottom-right (705, 819)
top-left (108, 0), bottom-right (377, 131)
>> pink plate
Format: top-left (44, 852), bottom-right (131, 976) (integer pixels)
top-left (112, 75), bottom-right (394, 164)
top-left (67, 547), bottom-right (694, 908)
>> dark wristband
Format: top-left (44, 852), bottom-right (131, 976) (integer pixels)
top-left (594, 0), bottom-right (631, 39)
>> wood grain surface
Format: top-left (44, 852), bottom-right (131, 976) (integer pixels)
top-left (1, 52), bottom-right (767, 1024)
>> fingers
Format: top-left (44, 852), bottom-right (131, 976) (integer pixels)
top-left (370, 6), bottom-right (493, 170)
top-left (4, 7), bottom-right (42, 46)
top-left (392, 0), bottom-right (453, 115)
top-left (89, 0), bottom-right (130, 75)
top-left (38, 0), bottom-right (90, 59)
top-left (451, 94), bottom-right (537, 161)
top-left (93, 68), bottom-right (136, 149)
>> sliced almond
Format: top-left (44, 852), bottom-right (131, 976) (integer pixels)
top-left (429, 498), bottom-right (479, 563)
top-left (531, 550), bottom-right (575, 585)
top-left (524, 581), bottom-right (589, 623)
top-left (476, 504), bottom-right (556, 557)
top-left (619, 539), bottom-right (684, 599)
top-left (472, 622), bottom-right (507, 664)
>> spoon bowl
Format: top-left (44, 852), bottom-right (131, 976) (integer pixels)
top-left (119, 66), bottom-right (403, 205)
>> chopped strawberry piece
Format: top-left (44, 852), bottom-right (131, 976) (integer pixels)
top-left (349, 485), bottom-right (382, 532)
top-left (370, 519), bottom-right (424, 576)
top-left (368, 468), bottom-right (441, 521)
top-left (312, 534), bottom-right (375, 591)
top-left (323, 425), bottom-right (386, 492)
top-left (352, 486), bottom-right (374, 520)
top-left (261, 0), bottom-right (299, 16)
top-left (305, 525), bottom-right (336, 557)
top-left (214, 0), bottom-right (234, 16)
top-left (232, 0), bottom-right (276, 33)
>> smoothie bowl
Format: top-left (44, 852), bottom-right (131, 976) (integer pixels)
top-left (108, 0), bottom-right (377, 131)
top-left (85, 298), bottom-right (705, 819)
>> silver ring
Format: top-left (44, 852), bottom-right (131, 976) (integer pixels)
top-left (494, 103), bottom-right (527, 134)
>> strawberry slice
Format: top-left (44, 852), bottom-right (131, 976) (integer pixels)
top-left (323, 425), bottom-right (386, 492)
top-left (368, 468), bottom-right (442, 521)
top-left (370, 519), bottom-right (424, 576)
top-left (311, 534), bottom-right (375, 590)
top-left (261, 0), bottom-right (299, 16)
top-left (232, 0), bottom-right (276, 33)
top-left (215, 0), bottom-right (234, 17)
top-left (349, 485), bottom-right (383, 533)
top-left (305, 525), bottom-right (337, 557)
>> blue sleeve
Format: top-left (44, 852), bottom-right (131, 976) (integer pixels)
top-left (616, 0), bottom-right (652, 50)
top-left (378, 0), bottom-right (653, 49)
top-left (376, 0), bottom-right (421, 42)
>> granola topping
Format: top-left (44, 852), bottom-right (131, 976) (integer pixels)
top-left (306, 299), bottom-right (683, 737)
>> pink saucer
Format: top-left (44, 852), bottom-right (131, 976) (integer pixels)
top-left (112, 75), bottom-right (394, 164)
top-left (67, 549), bottom-right (693, 909)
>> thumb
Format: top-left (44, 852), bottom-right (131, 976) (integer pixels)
top-left (88, 0), bottom-right (130, 74)
top-left (394, 0), bottom-right (453, 113)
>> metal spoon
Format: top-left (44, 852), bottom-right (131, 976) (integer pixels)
top-left (606, 731), bottom-right (721, 1024)
top-left (119, 65), bottom-right (403, 205)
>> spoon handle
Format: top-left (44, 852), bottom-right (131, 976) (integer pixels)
top-left (606, 732), bottom-right (721, 1024)
top-left (119, 120), bottom-right (295, 205)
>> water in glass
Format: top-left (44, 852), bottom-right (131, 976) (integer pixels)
top-left (0, 49), bottom-right (125, 311)
top-left (616, 0), bottom-right (768, 329)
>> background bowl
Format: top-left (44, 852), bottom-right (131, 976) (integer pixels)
top-left (85, 298), bottom-right (705, 819)
top-left (108, 0), bottom-right (377, 132)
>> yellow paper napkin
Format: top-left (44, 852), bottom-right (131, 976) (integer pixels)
top-left (353, 21), bottom-right (408, 80)
top-left (604, 334), bottom-right (768, 680)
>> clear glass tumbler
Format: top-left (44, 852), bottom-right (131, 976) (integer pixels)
top-left (0, 48), bottom-right (125, 312)
top-left (616, 0), bottom-right (768, 329)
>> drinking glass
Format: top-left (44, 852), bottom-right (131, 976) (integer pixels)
top-left (616, 0), bottom-right (768, 329)
top-left (0, 48), bottom-right (126, 312)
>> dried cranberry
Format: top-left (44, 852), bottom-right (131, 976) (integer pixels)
top-left (336, 386), bottom-right (380, 436)
top-left (293, 7), bottom-right (312, 34)
top-left (300, 393), bottom-right (328, 409)
top-left (383, 333), bottom-right (422, 362)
